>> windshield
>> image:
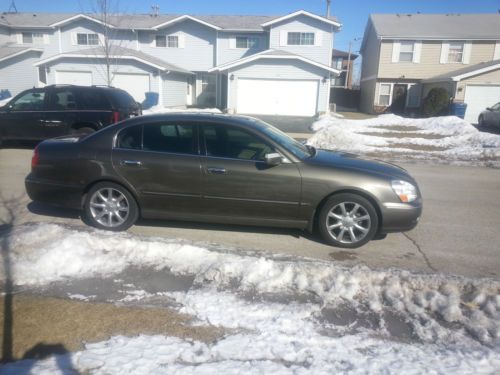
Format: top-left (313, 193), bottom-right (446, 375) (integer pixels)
top-left (491, 103), bottom-right (500, 111)
top-left (257, 122), bottom-right (312, 160)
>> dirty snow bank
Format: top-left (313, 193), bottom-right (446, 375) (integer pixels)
top-left (308, 114), bottom-right (500, 163)
top-left (143, 105), bottom-right (221, 115)
top-left (4, 223), bottom-right (500, 347)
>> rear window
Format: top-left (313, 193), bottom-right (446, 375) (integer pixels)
top-left (143, 123), bottom-right (196, 154)
top-left (79, 89), bottom-right (110, 110)
top-left (116, 125), bottom-right (142, 150)
top-left (109, 89), bottom-right (137, 108)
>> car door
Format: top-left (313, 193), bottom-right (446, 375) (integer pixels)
top-left (43, 88), bottom-right (79, 138)
top-left (0, 89), bottom-right (47, 141)
top-left (111, 121), bottom-right (202, 218)
top-left (199, 122), bottom-right (302, 221)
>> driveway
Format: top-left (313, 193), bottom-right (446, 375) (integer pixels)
top-left (1, 148), bottom-right (499, 278)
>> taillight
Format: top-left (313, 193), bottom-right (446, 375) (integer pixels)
top-left (111, 111), bottom-right (120, 124)
top-left (31, 146), bottom-right (39, 170)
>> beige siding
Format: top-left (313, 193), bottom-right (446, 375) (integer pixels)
top-left (455, 68), bottom-right (500, 101)
top-left (360, 22), bottom-right (380, 80)
top-left (378, 40), bottom-right (497, 79)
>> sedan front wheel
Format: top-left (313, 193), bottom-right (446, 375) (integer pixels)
top-left (318, 193), bottom-right (378, 248)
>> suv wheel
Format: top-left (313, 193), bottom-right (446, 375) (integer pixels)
top-left (84, 182), bottom-right (138, 231)
top-left (318, 193), bottom-right (378, 249)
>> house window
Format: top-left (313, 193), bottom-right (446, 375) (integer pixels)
top-left (399, 41), bottom-right (414, 62)
top-left (77, 33), bottom-right (99, 45)
top-left (333, 57), bottom-right (343, 70)
top-left (287, 32), bottom-right (315, 45)
top-left (22, 32), bottom-right (44, 44)
top-left (235, 36), bottom-right (258, 49)
top-left (155, 35), bottom-right (179, 48)
top-left (378, 84), bottom-right (392, 106)
top-left (448, 42), bottom-right (464, 63)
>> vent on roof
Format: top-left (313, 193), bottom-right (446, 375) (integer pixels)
top-left (151, 4), bottom-right (160, 17)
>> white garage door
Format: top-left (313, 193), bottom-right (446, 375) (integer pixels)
top-left (113, 73), bottom-right (150, 103)
top-left (55, 71), bottom-right (92, 86)
top-left (236, 79), bottom-right (319, 116)
top-left (464, 85), bottom-right (500, 123)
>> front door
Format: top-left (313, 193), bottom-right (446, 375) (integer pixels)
top-left (391, 84), bottom-right (408, 114)
top-left (0, 89), bottom-right (47, 141)
top-left (199, 123), bottom-right (302, 221)
top-left (112, 122), bottom-right (202, 218)
top-left (43, 88), bottom-right (78, 138)
top-left (196, 73), bottom-right (216, 107)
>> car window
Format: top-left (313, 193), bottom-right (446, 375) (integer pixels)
top-left (491, 103), bottom-right (500, 111)
top-left (116, 125), bottom-right (142, 150)
top-left (10, 91), bottom-right (46, 111)
top-left (49, 90), bottom-right (77, 110)
top-left (143, 123), bottom-right (196, 154)
top-left (79, 89), bottom-right (110, 110)
top-left (202, 124), bottom-right (274, 161)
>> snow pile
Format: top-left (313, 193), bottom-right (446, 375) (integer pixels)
top-left (308, 114), bottom-right (500, 163)
top-left (4, 224), bottom-right (500, 346)
top-left (143, 105), bottom-right (222, 115)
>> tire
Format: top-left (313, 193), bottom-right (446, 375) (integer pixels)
top-left (72, 126), bottom-right (95, 136)
top-left (318, 193), bottom-right (379, 249)
top-left (84, 182), bottom-right (138, 231)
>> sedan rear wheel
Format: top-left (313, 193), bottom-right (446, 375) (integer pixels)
top-left (318, 193), bottom-right (378, 248)
top-left (84, 182), bottom-right (138, 231)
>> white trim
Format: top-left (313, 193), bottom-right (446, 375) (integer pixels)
top-left (34, 53), bottom-right (170, 72)
top-left (494, 42), bottom-right (500, 60)
top-left (377, 82), bottom-right (393, 106)
top-left (440, 41), bottom-right (449, 64)
top-left (413, 41), bottom-right (422, 63)
top-left (261, 10), bottom-right (341, 28)
top-left (0, 48), bottom-right (43, 62)
top-left (153, 15), bottom-right (221, 30)
top-left (209, 50), bottom-right (340, 74)
top-left (463, 41), bottom-right (472, 64)
top-left (453, 62), bottom-right (500, 81)
top-left (391, 41), bottom-right (400, 63)
top-left (49, 14), bottom-right (114, 28)
top-left (57, 27), bottom-right (62, 53)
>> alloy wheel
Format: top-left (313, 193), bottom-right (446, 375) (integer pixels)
top-left (89, 187), bottom-right (130, 228)
top-left (326, 201), bottom-right (371, 244)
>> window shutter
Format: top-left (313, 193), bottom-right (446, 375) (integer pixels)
top-left (43, 33), bottom-right (50, 44)
top-left (178, 34), bottom-right (185, 48)
top-left (463, 41), bottom-right (472, 64)
top-left (279, 30), bottom-right (287, 46)
top-left (150, 34), bottom-right (156, 47)
top-left (391, 41), bottom-right (400, 62)
top-left (229, 36), bottom-right (236, 49)
top-left (314, 32), bottom-right (322, 46)
top-left (494, 42), bottom-right (500, 60)
top-left (71, 32), bottom-right (77, 46)
top-left (98, 34), bottom-right (105, 46)
top-left (413, 41), bottom-right (422, 63)
top-left (440, 42), bottom-right (449, 64)
top-left (16, 32), bottom-right (23, 44)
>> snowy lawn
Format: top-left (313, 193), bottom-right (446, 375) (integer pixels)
top-left (308, 114), bottom-right (500, 166)
top-left (1, 223), bottom-right (499, 373)
top-left (142, 105), bottom-right (221, 115)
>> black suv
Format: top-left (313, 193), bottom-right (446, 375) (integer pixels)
top-left (0, 85), bottom-right (141, 145)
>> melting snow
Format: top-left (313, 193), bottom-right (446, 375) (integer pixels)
top-left (1, 223), bottom-right (499, 373)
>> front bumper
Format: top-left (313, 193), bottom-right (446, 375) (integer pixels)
top-left (379, 199), bottom-right (422, 233)
top-left (25, 174), bottom-right (83, 209)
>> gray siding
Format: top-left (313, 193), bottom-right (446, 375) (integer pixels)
top-left (269, 15), bottom-right (333, 66)
top-left (216, 32), bottom-right (268, 65)
top-left (138, 19), bottom-right (216, 71)
top-left (0, 51), bottom-right (41, 96)
top-left (360, 21), bottom-right (380, 80)
top-left (227, 59), bottom-right (329, 114)
top-left (0, 26), bottom-right (10, 44)
top-left (9, 28), bottom-right (59, 58)
top-left (162, 72), bottom-right (187, 107)
top-left (359, 78), bottom-right (377, 113)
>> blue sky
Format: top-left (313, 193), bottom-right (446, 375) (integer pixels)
top-left (2, 0), bottom-right (499, 53)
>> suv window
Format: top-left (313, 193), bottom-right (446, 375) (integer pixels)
top-left (109, 89), bottom-right (137, 108)
top-left (202, 124), bottom-right (273, 161)
top-left (49, 90), bottom-right (77, 110)
top-left (79, 89), bottom-right (110, 110)
top-left (10, 91), bottom-right (46, 111)
top-left (143, 123), bottom-right (196, 154)
top-left (117, 125), bottom-right (142, 150)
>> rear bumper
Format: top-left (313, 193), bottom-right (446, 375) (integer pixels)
top-left (25, 174), bottom-right (83, 209)
top-left (379, 200), bottom-right (422, 233)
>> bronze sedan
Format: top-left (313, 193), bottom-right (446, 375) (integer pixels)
top-left (25, 113), bottom-right (422, 248)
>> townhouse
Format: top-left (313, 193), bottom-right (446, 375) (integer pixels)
top-left (0, 10), bottom-right (341, 116)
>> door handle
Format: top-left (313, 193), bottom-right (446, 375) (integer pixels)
top-left (121, 160), bottom-right (143, 167)
top-left (207, 167), bottom-right (227, 175)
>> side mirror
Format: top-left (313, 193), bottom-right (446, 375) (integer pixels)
top-left (265, 152), bottom-right (282, 166)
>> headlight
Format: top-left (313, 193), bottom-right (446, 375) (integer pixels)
top-left (391, 180), bottom-right (418, 203)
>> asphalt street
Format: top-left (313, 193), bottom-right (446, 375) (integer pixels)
top-left (1, 147), bottom-right (499, 278)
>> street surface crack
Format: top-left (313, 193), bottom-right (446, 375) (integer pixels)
top-left (402, 233), bottom-right (437, 272)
